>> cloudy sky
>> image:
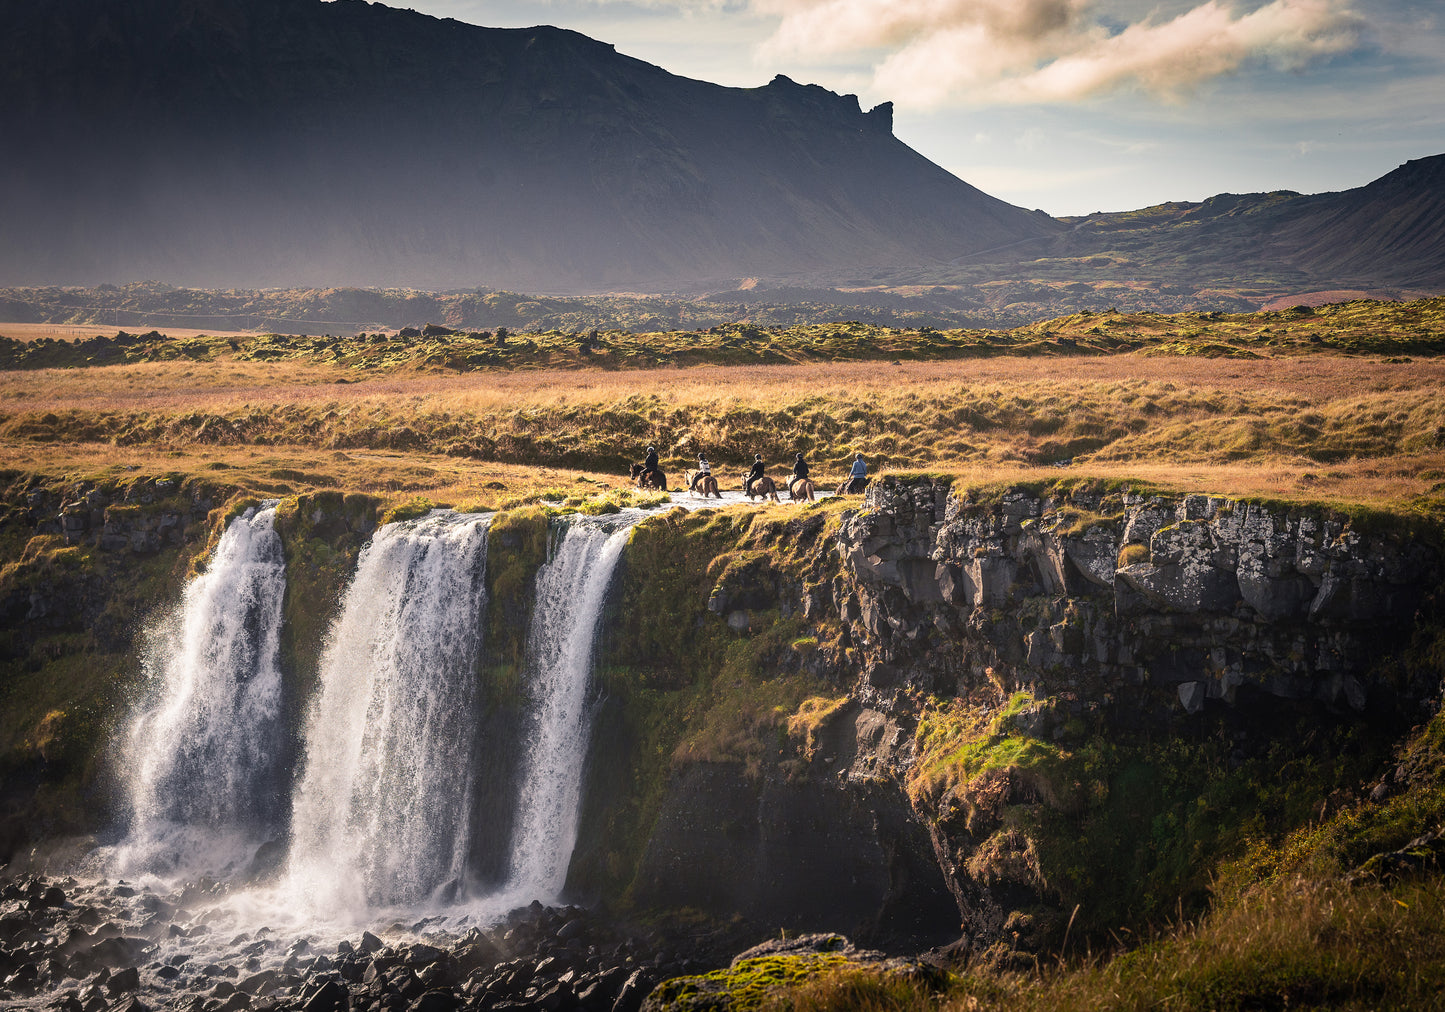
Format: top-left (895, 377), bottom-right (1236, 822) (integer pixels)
top-left (395, 0), bottom-right (1442, 215)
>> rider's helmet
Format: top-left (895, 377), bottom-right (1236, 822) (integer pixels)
top-left (754, 453), bottom-right (762, 461)
top-left (647, 445), bottom-right (655, 452)
top-left (795, 452), bottom-right (803, 459)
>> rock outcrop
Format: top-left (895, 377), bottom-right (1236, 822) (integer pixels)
top-left (835, 479), bottom-right (1440, 718)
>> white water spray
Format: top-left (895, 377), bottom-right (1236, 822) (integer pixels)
top-left (501, 517), bottom-right (634, 904)
top-left (286, 512), bottom-right (492, 914)
top-left (119, 505), bottom-right (287, 876)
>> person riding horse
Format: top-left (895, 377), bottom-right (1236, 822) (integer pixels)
top-left (629, 445), bottom-right (668, 490)
top-left (788, 452), bottom-right (815, 500)
top-left (839, 452), bottom-right (868, 494)
top-left (744, 454), bottom-right (765, 498)
top-left (689, 454), bottom-right (720, 497)
top-left (690, 454), bottom-right (712, 493)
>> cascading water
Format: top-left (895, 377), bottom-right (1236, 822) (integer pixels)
top-left (286, 512), bottom-right (493, 914)
top-left (500, 516), bottom-right (635, 904)
top-left (119, 505), bottom-right (287, 876)
top-left (111, 500), bottom-right (640, 947)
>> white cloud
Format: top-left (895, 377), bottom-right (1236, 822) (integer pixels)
top-left (752, 0), bottom-right (1366, 108)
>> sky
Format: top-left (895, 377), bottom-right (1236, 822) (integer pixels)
top-left (375, 0), bottom-right (1445, 217)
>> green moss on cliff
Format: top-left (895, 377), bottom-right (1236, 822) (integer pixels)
top-left (272, 492), bottom-right (378, 707)
top-left (571, 502), bottom-right (856, 904)
top-left (484, 507), bottom-right (551, 703)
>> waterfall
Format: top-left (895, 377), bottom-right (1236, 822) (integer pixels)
top-left (120, 505), bottom-right (287, 875)
top-left (286, 512), bottom-right (492, 913)
top-left (501, 516), bottom-right (634, 903)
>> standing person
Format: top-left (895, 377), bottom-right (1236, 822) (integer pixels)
top-left (846, 452), bottom-right (867, 493)
top-left (745, 453), bottom-right (765, 497)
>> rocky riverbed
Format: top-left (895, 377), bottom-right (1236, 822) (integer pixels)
top-left (0, 871), bottom-right (733, 1012)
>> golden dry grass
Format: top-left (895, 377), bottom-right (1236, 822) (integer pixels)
top-left (2, 342), bottom-right (1443, 508)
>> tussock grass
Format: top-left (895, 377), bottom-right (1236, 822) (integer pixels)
top-left (751, 878), bottom-right (1445, 1012)
top-left (4, 351), bottom-right (1444, 507)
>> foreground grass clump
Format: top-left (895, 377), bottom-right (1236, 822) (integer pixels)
top-left (651, 950), bottom-right (856, 1012)
top-left (739, 878), bottom-right (1445, 1012)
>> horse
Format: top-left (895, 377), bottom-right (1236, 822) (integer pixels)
top-left (685, 470), bottom-right (721, 498)
top-left (835, 475), bottom-right (868, 496)
top-left (744, 473), bottom-right (780, 502)
top-left (788, 476), bottom-right (815, 501)
top-left (629, 462), bottom-right (668, 491)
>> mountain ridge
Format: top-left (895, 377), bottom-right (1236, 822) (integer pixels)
top-left (0, 0), bottom-right (1060, 292)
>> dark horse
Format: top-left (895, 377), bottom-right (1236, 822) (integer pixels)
top-left (835, 475), bottom-right (868, 496)
top-left (630, 462), bottom-right (668, 491)
top-left (685, 470), bottom-right (721, 498)
top-left (745, 474), bottom-right (780, 502)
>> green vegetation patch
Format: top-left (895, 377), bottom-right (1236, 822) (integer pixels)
top-left (648, 952), bottom-right (855, 1012)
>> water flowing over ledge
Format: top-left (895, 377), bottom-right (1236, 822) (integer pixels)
top-left (116, 504), bottom-right (287, 879)
top-left (286, 511), bottom-right (495, 917)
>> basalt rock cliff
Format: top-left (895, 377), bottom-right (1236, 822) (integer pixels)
top-left (0, 474), bottom-right (1442, 961)
top-left (575, 479), bottom-right (1443, 954)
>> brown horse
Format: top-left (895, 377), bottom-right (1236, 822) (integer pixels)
top-left (745, 474), bottom-right (780, 502)
top-left (629, 462), bottom-right (668, 491)
top-left (835, 475), bottom-right (868, 496)
top-left (788, 476), bottom-right (815, 501)
top-left (685, 470), bottom-right (721, 498)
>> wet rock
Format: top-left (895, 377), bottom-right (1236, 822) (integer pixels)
top-left (300, 978), bottom-right (348, 1012)
top-left (408, 989), bottom-right (459, 1012)
top-left (82, 937), bottom-right (150, 970)
top-left (237, 969), bottom-right (279, 995)
top-left (610, 968), bottom-right (652, 1012)
top-left (108, 998), bottom-right (151, 1012)
top-left (105, 966), bottom-right (141, 994)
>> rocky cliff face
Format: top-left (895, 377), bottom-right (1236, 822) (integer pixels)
top-left (1, 473), bottom-right (1441, 960)
top-left (585, 479), bottom-right (1442, 955)
top-left (836, 479), bottom-right (1439, 716)
top-left (812, 478), bottom-right (1442, 947)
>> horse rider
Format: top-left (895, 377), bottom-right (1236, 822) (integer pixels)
top-left (791, 451), bottom-right (810, 486)
top-left (691, 453), bottom-right (712, 492)
top-left (846, 452), bottom-right (867, 493)
top-left (745, 453), bottom-right (765, 497)
top-left (643, 445), bottom-right (661, 485)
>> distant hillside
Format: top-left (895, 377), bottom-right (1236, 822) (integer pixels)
top-left (876, 154), bottom-right (1445, 308)
top-left (0, 0), bottom-right (1060, 293)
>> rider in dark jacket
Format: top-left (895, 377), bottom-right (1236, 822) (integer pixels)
top-left (791, 452), bottom-right (810, 484)
top-left (745, 454), bottom-right (765, 496)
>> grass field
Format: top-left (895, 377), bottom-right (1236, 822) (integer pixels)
top-left (1, 299), bottom-right (1443, 513)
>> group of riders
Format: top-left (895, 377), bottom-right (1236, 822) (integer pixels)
top-left (633, 446), bottom-right (869, 500)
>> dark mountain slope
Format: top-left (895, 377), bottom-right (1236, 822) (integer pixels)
top-left (1269, 155), bottom-right (1445, 285)
top-left (1045, 155), bottom-right (1445, 288)
top-left (0, 0), bottom-right (1061, 291)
